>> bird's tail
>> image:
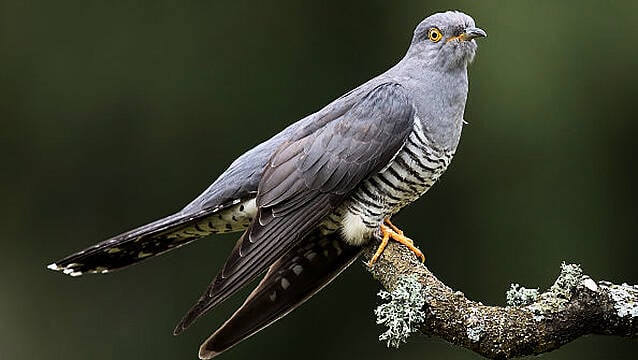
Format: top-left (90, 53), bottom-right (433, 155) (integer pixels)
top-left (194, 231), bottom-right (363, 359)
top-left (47, 199), bottom-right (254, 277)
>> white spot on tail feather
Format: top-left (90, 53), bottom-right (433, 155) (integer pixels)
top-left (137, 251), bottom-right (153, 259)
top-left (292, 264), bottom-right (303, 276)
top-left (280, 278), bottom-right (290, 290)
top-left (305, 251), bottom-right (316, 261)
top-left (48, 262), bottom-right (85, 277)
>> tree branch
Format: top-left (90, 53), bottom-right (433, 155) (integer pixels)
top-left (363, 241), bottom-right (638, 359)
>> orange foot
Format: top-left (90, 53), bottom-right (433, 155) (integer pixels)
top-left (369, 218), bottom-right (425, 266)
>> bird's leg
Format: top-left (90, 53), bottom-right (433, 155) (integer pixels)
top-left (368, 218), bottom-right (425, 266)
top-left (383, 218), bottom-right (406, 239)
top-left (369, 227), bottom-right (391, 266)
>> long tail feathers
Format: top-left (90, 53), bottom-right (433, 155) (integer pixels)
top-left (194, 231), bottom-right (362, 359)
top-left (48, 199), bottom-right (363, 359)
top-left (47, 200), bottom-right (251, 277)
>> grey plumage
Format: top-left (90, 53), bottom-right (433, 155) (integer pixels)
top-left (173, 82), bottom-right (416, 335)
top-left (48, 10), bottom-right (486, 359)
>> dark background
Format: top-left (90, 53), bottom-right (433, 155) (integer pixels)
top-left (3, 1), bottom-right (637, 359)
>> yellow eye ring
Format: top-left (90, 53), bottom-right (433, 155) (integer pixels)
top-left (428, 28), bottom-right (442, 43)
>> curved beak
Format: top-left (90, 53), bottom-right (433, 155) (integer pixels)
top-left (461, 27), bottom-right (487, 40)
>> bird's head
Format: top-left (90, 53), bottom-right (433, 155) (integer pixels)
top-left (409, 11), bottom-right (487, 70)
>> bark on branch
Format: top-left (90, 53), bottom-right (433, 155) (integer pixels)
top-left (363, 241), bottom-right (638, 359)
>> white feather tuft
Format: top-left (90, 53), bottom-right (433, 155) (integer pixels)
top-left (341, 212), bottom-right (373, 246)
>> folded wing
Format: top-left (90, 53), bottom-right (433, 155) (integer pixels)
top-left (198, 231), bottom-right (363, 359)
top-left (174, 82), bottom-right (416, 334)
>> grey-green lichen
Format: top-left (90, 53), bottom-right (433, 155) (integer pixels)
top-left (466, 324), bottom-right (483, 342)
top-left (507, 263), bottom-right (584, 321)
top-left (548, 262), bottom-right (583, 299)
top-left (375, 275), bottom-right (426, 348)
top-left (607, 283), bottom-right (638, 319)
top-left (465, 307), bottom-right (484, 342)
top-left (506, 283), bottom-right (539, 306)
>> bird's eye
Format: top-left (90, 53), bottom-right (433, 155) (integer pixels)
top-left (428, 28), bottom-right (442, 43)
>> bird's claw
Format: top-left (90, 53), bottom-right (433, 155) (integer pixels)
top-left (368, 219), bottom-right (425, 266)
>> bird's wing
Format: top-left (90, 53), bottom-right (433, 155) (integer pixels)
top-left (198, 231), bottom-right (363, 359)
top-left (174, 82), bottom-right (416, 333)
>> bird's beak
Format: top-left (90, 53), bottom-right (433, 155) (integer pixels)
top-left (460, 27), bottom-right (487, 41)
top-left (446, 27), bottom-right (487, 43)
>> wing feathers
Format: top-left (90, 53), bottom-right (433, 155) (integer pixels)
top-left (175, 82), bottom-right (416, 335)
top-left (198, 232), bottom-right (363, 359)
top-left (174, 198), bottom-right (331, 334)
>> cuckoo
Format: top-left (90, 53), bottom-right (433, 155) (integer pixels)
top-left (48, 11), bottom-right (486, 359)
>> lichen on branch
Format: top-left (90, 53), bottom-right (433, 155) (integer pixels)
top-left (364, 240), bottom-right (637, 359)
top-left (375, 275), bottom-right (426, 348)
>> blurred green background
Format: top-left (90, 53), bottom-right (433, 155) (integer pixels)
top-left (2, 0), bottom-right (636, 359)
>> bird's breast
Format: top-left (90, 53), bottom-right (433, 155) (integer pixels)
top-left (323, 120), bottom-right (454, 246)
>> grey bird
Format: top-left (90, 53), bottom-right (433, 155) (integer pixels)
top-left (47, 11), bottom-right (486, 359)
